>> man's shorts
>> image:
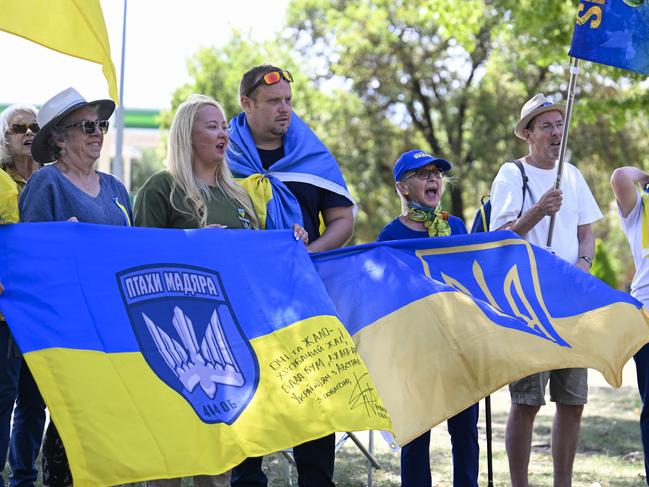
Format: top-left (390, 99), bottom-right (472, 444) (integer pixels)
top-left (509, 368), bottom-right (588, 406)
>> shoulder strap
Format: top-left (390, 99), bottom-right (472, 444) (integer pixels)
top-left (507, 159), bottom-right (528, 218)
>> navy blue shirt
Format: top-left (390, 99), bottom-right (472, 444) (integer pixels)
top-left (258, 146), bottom-right (352, 242)
top-left (377, 215), bottom-right (467, 241)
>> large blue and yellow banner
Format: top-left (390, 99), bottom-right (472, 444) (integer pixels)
top-left (570, 0), bottom-right (649, 74)
top-left (1, 225), bottom-right (648, 483)
top-left (313, 231), bottom-right (649, 444)
top-left (0, 223), bottom-right (389, 485)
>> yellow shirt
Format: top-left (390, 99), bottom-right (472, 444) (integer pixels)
top-left (0, 167), bottom-right (18, 224)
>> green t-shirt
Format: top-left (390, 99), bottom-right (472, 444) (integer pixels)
top-left (134, 170), bottom-right (253, 229)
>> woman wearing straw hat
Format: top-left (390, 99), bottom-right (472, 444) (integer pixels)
top-left (377, 149), bottom-right (479, 487)
top-left (19, 87), bottom-right (133, 487)
top-left (0, 103), bottom-right (45, 486)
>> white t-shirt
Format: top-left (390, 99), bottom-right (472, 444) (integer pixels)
top-left (619, 192), bottom-right (649, 306)
top-left (489, 160), bottom-right (603, 264)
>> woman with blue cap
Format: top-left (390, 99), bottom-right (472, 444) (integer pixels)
top-left (377, 149), bottom-right (479, 486)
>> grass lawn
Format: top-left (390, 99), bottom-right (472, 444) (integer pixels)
top-left (3, 370), bottom-right (646, 486)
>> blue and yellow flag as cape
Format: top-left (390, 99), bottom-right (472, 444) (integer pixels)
top-left (570, 0), bottom-right (649, 74)
top-left (0, 223), bottom-right (389, 485)
top-left (227, 112), bottom-right (355, 230)
top-left (314, 231), bottom-right (649, 444)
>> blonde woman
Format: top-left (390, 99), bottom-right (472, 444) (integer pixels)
top-left (134, 94), bottom-right (306, 486)
top-left (135, 94), bottom-right (259, 231)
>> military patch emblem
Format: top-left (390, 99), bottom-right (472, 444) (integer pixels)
top-left (116, 264), bottom-right (258, 424)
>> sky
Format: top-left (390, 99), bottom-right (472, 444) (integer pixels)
top-left (1, 0), bottom-right (290, 109)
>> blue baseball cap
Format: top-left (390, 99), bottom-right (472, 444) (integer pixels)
top-left (393, 150), bottom-right (452, 182)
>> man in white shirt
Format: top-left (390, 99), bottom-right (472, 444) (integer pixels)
top-left (489, 93), bottom-right (603, 487)
top-left (611, 166), bottom-right (649, 485)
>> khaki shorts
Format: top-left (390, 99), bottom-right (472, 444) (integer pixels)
top-left (509, 368), bottom-right (588, 406)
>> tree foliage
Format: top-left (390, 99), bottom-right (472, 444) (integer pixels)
top-left (164, 1), bottom-right (649, 289)
top-left (591, 238), bottom-right (618, 289)
top-left (285, 0), bottom-right (649, 221)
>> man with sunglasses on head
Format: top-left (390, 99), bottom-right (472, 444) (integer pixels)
top-left (489, 93), bottom-right (602, 487)
top-left (227, 65), bottom-right (355, 485)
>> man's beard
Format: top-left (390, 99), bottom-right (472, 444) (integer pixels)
top-left (271, 126), bottom-right (289, 137)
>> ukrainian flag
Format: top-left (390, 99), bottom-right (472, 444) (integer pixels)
top-left (0, 0), bottom-right (118, 102)
top-left (313, 231), bottom-right (649, 445)
top-left (570, 0), bottom-right (649, 76)
top-left (0, 223), bottom-right (389, 485)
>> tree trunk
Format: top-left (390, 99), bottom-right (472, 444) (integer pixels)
top-left (450, 183), bottom-right (465, 223)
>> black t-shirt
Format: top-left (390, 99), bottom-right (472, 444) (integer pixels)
top-left (258, 146), bottom-right (352, 242)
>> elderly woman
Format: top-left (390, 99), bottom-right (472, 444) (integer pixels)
top-left (0, 104), bottom-right (46, 486)
top-left (376, 149), bottom-right (480, 487)
top-left (20, 87), bottom-right (133, 487)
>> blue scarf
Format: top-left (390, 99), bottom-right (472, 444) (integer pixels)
top-left (227, 112), bottom-right (354, 230)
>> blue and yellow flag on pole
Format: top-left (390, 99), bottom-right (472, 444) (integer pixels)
top-left (0, 0), bottom-right (119, 102)
top-left (314, 231), bottom-right (649, 444)
top-left (570, 0), bottom-right (649, 74)
top-left (0, 223), bottom-right (389, 485)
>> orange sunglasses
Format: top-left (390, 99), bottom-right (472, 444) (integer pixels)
top-left (245, 70), bottom-right (293, 97)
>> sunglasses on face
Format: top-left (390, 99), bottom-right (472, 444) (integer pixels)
top-left (65, 119), bottom-right (110, 135)
top-left (244, 70), bottom-right (293, 97)
top-left (8, 123), bottom-right (40, 135)
top-left (404, 168), bottom-right (443, 181)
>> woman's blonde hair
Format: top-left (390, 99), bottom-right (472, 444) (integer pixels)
top-left (167, 94), bottom-right (258, 228)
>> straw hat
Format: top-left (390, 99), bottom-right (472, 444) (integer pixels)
top-left (514, 93), bottom-right (565, 140)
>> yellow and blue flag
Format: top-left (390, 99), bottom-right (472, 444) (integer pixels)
top-left (570, 0), bottom-right (649, 74)
top-left (0, 0), bottom-right (119, 102)
top-left (0, 223), bottom-right (389, 485)
top-left (313, 231), bottom-right (649, 444)
top-left (227, 112), bottom-right (355, 230)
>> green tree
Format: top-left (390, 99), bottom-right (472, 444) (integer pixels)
top-left (130, 146), bottom-right (165, 193)
top-left (591, 237), bottom-right (618, 289)
top-left (285, 0), bottom-right (649, 223)
top-left (164, 0), bottom-right (649, 271)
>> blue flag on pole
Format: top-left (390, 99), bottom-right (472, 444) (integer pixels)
top-left (570, 0), bottom-right (649, 74)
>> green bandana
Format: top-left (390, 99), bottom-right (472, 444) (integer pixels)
top-left (407, 202), bottom-right (451, 237)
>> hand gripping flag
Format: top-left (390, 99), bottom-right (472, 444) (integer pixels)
top-left (0, 0), bottom-right (119, 102)
top-left (570, 0), bottom-right (649, 74)
top-left (313, 231), bottom-right (649, 444)
top-left (0, 223), bottom-right (390, 485)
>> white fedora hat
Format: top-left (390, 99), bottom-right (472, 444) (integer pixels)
top-left (31, 87), bottom-right (115, 163)
top-left (514, 93), bottom-right (565, 140)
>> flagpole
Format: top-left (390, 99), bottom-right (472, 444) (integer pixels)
top-left (112, 0), bottom-right (128, 186)
top-left (485, 395), bottom-right (494, 486)
top-left (546, 57), bottom-right (579, 248)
